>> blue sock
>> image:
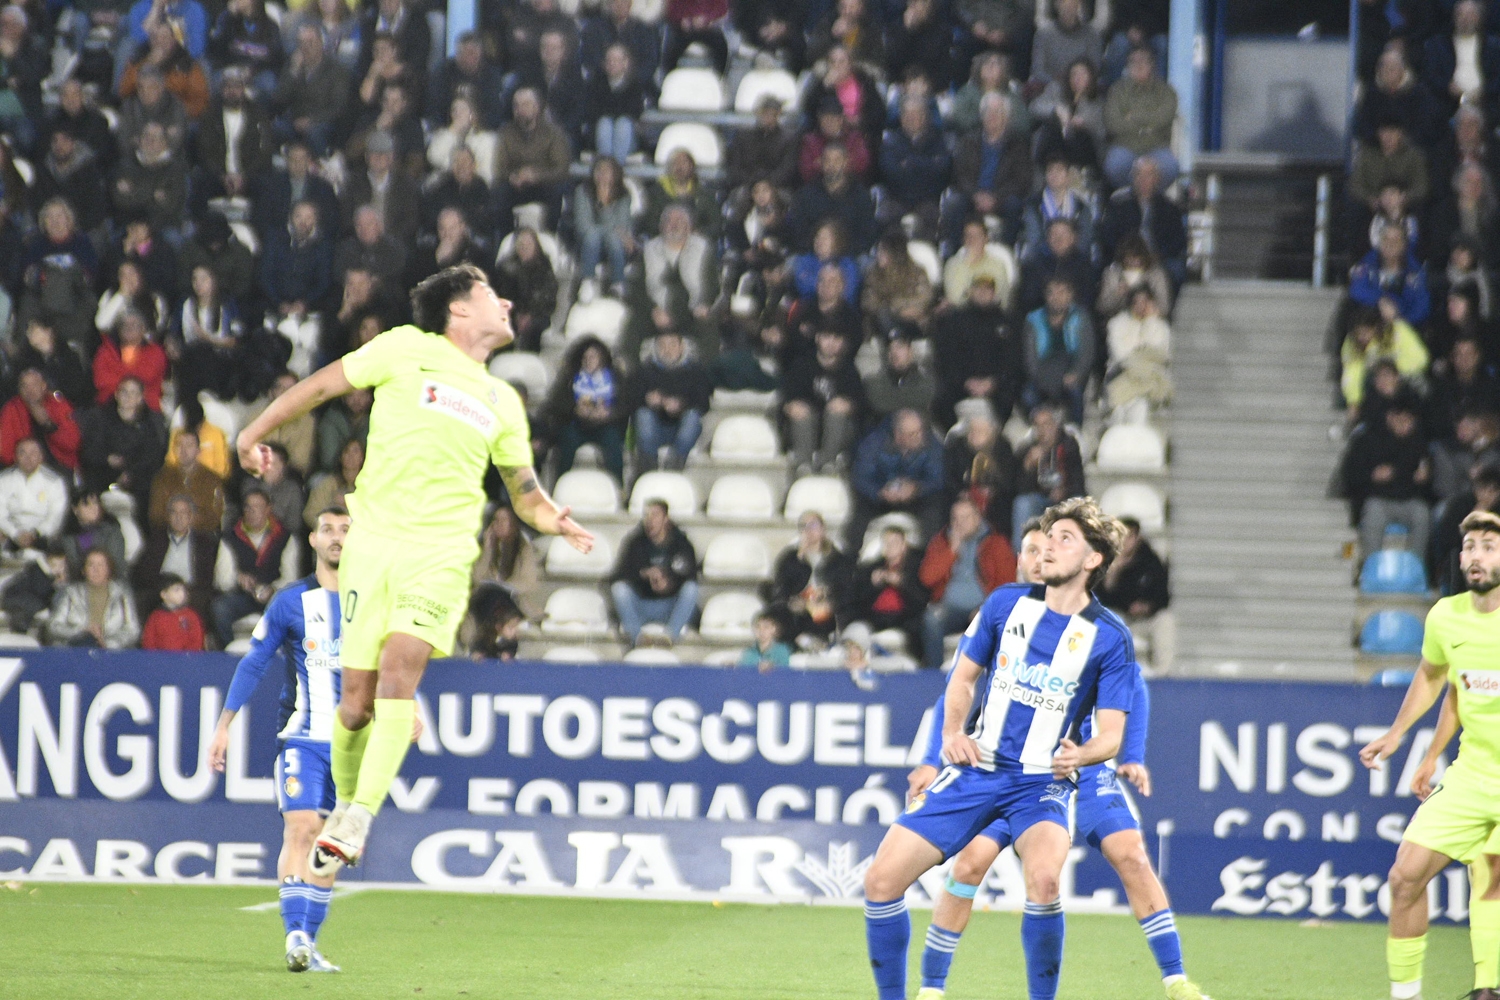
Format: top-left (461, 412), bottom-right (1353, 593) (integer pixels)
top-left (279, 877), bottom-right (309, 934)
top-left (1139, 908), bottom-right (1186, 979)
top-left (864, 897), bottom-right (910, 1000)
top-left (305, 885), bottom-right (334, 941)
top-left (921, 923), bottom-right (963, 989)
top-left (1021, 899), bottom-right (1066, 1000)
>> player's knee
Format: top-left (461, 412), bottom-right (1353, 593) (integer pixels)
top-left (1386, 861), bottom-right (1428, 902)
top-left (951, 851), bottom-right (992, 886)
top-left (1025, 871), bottom-right (1060, 903)
top-left (864, 864), bottom-right (905, 902)
top-left (338, 702), bottom-right (373, 729)
top-left (284, 812), bottom-right (322, 849)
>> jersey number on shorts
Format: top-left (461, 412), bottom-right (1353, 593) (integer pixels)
top-left (343, 590), bottom-right (358, 624)
top-left (929, 766), bottom-right (961, 796)
top-left (283, 746), bottom-right (302, 775)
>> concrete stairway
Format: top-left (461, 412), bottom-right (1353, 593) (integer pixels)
top-left (1167, 282), bottom-right (1357, 681)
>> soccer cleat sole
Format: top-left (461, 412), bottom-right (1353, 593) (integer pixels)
top-left (309, 840), bottom-right (355, 877)
top-left (286, 943), bottom-right (312, 973)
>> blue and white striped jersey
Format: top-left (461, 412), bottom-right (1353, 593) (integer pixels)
top-left (224, 577), bottom-right (342, 743)
top-left (956, 583), bottom-right (1138, 774)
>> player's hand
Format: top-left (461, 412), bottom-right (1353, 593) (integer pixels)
top-left (209, 723), bottom-right (231, 773)
top-left (1360, 729), bottom-right (1402, 770)
top-left (236, 431), bottom-right (270, 476)
top-left (411, 713), bottom-right (424, 744)
top-left (1051, 738), bottom-right (1082, 779)
top-left (556, 506), bottom-right (595, 553)
top-left (906, 763), bottom-right (938, 803)
top-left (1412, 756), bottom-right (1439, 800)
top-left (942, 730), bottom-right (982, 767)
top-left (1117, 762), bottom-right (1152, 797)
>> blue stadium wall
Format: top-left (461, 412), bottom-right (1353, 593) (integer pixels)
top-left (0, 652), bottom-right (1461, 923)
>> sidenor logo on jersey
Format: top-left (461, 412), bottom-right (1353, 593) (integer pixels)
top-left (1461, 670), bottom-right (1500, 696)
top-left (420, 380), bottom-right (496, 434)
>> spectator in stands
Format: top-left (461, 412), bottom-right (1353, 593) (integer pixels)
top-left (1431, 103), bottom-right (1500, 194)
top-left (877, 95), bottom-right (950, 241)
top-left (864, 324), bottom-right (935, 422)
top-left (1032, 59), bottom-right (1107, 174)
top-left (241, 442), bottom-right (304, 534)
top-left (1031, 0), bottom-right (1101, 87)
top-left (1366, 181), bottom-right (1419, 254)
top-left (123, 20), bottom-right (209, 120)
top-left (1023, 276), bottom-right (1095, 424)
top-left (96, 259), bottom-right (168, 347)
top-left (60, 491), bottom-right (126, 578)
top-left (251, 140), bottom-right (339, 243)
top-left (2, 544), bottom-right (67, 633)
top-left (1350, 119), bottom-right (1431, 232)
top-left (294, 0), bottom-right (362, 72)
top-left (48, 79), bottom-right (115, 174)
top-left (408, 207), bottom-right (489, 289)
top-left (135, 494), bottom-right (216, 617)
top-left (1105, 285), bottom-right (1173, 414)
top-left (166, 400), bottom-right (231, 480)
top-left (1431, 246), bottom-right (1493, 342)
top-left (849, 523), bottom-right (928, 658)
top-left (1349, 224), bottom-right (1432, 327)
top-left (1429, 337), bottom-right (1500, 440)
top-left (950, 51), bottom-right (1029, 138)
top-left (140, 573), bottom-right (205, 651)
top-left (78, 377), bottom-right (167, 511)
top-left (148, 429), bottom-right (224, 533)
top-left (1430, 409), bottom-right (1500, 500)
top-left (887, 0), bottom-right (953, 89)
top-left (633, 330), bottom-right (711, 471)
top-left (808, 0), bottom-right (884, 75)
top-left (783, 327), bottom-right (865, 474)
top-left (426, 95), bottom-right (497, 185)
top-left (787, 261), bottom-right (861, 360)
top-left (496, 0), bottom-right (576, 72)
top-left (792, 220), bottom-right (861, 302)
top-left (800, 95), bottom-right (873, 184)
top-left (934, 274), bottom-right (1021, 428)
top-left (422, 145), bottom-right (496, 238)
top-left (273, 22), bottom-right (351, 156)
top-left (764, 511), bottom-right (852, 647)
top-left (428, 31), bottom-right (503, 128)
top-left (47, 548), bottom-right (140, 649)
top-left (259, 201), bottom-right (334, 366)
top-left (315, 387), bottom-right (371, 471)
top-left (728, 95), bottom-right (799, 195)
top-left (342, 130), bottom-right (421, 244)
top-left (1102, 45), bottom-right (1178, 189)
top-left (36, 129), bottom-right (109, 236)
top-left (126, 0), bottom-right (208, 62)
top-left (457, 584), bottom-right (525, 660)
top-left (1431, 460), bottom-right (1500, 592)
top-left (0, 439), bottom-right (67, 552)
top-left (573, 157), bottom-right (635, 301)
top-left (1428, 166), bottom-right (1500, 270)
top-left (944, 217), bottom-right (1014, 309)
top-left (358, 0), bottom-right (429, 77)
top-left (119, 60), bottom-right (188, 156)
top-left (1011, 404), bottom-right (1085, 545)
top-left (788, 143), bottom-right (876, 254)
top-left (1097, 515), bottom-right (1174, 672)
top-left (1421, 0), bottom-right (1500, 115)
top-left (15, 318), bottom-right (89, 410)
top-left (581, 0), bottom-right (660, 87)
top-left (212, 488), bottom-right (296, 648)
top-left (1347, 393), bottom-right (1432, 565)
top-left (736, 0), bottom-right (806, 72)
top-left (195, 66), bottom-right (273, 207)
top-left (1018, 216), bottom-right (1095, 314)
top-left (920, 496), bottom-right (1015, 667)
top-left (848, 408), bottom-right (946, 548)
top-left (1, 369), bottom-right (81, 472)
top-left (632, 204), bottom-right (719, 360)
top-left (472, 505), bottom-right (540, 618)
top-left (304, 437), bottom-right (362, 529)
top-left (586, 43), bottom-right (645, 164)
top-left (256, 372), bottom-right (314, 479)
top-left (1340, 305), bottom-right (1429, 416)
top-left (522, 29), bottom-right (587, 145)
top-left (21, 199), bottom-right (98, 355)
top-left (1097, 231), bottom-right (1174, 318)
top-left (662, 0), bottom-right (729, 74)
top-left (644, 148), bottom-right (721, 241)
top-left (494, 87), bottom-right (572, 237)
top-left (335, 205), bottom-right (406, 287)
top-left (207, 0), bottom-right (281, 90)
top-left (739, 612), bottom-right (792, 670)
top-left (1098, 155), bottom-right (1189, 290)
top-left (546, 336), bottom-right (626, 481)
top-left (947, 93), bottom-right (1032, 247)
top-left (93, 310), bottom-right (168, 412)
top-left (610, 498), bottom-right (700, 645)
top-left (944, 405), bottom-right (1018, 536)
top-left (801, 46), bottom-right (885, 166)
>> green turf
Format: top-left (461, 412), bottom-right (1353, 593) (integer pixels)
top-left (0, 883), bottom-right (1473, 999)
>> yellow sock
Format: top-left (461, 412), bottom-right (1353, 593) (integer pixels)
top-left (351, 698), bottom-right (415, 816)
top-left (1387, 934), bottom-right (1426, 998)
top-left (1471, 860), bottom-right (1500, 990)
top-left (330, 713), bottom-right (370, 802)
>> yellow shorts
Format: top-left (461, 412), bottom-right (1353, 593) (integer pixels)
top-left (337, 524), bottom-right (475, 669)
top-left (1405, 758), bottom-right (1500, 862)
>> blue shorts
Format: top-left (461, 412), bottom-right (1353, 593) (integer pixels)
top-left (275, 739), bottom-right (336, 815)
top-left (1073, 764), bottom-right (1140, 849)
top-left (897, 764), bottom-right (1071, 859)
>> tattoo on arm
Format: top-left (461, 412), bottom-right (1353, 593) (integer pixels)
top-left (500, 467), bottom-right (541, 500)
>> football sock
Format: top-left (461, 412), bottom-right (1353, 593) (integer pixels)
top-left (1139, 908), bottom-right (1186, 980)
top-left (279, 876), bottom-right (309, 934)
top-left (351, 698), bottom-right (416, 816)
top-left (1470, 860), bottom-right (1500, 990)
top-left (864, 897), bottom-right (910, 1000)
top-left (304, 885), bottom-right (334, 941)
top-left (1021, 899), bottom-right (1066, 1000)
top-left (330, 713), bottom-right (371, 802)
top-left (1387, 934), bottom-right (1426, 998)
top-left (921, 923), bottom-right (963, 989)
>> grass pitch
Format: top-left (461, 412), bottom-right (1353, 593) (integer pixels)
top-left (0, 883), bottom-right (1471, 999)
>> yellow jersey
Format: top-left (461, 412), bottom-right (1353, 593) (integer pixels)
top-left (340, 325), bottom-right (532, 550)
top-left (1423, 592), bottom-right (1500, 777)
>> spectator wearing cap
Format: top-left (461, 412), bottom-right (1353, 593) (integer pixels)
top-left (1103, 45), bottom-right (1179, 189)
top-left (1431, 460), bottom-right (1500, 592)
top-left (861, 232), bottom-right (932, 337)
top-left (610, 499), bottom-right (701, 645)
top-left (1097, 515), bottom-right (1175, 672)
top-left (584, 43), bottom-right (646, 164)
top-left (944, 404), bottom-right (1019, 536)
top-left (1097, 155), bottom-right (1189, 291)
top-left (848, 523), bottom-right (929, 659)
top-left (1346, 392), bottom-right (1431, 565)
top-left (727, 96), bottom-right (799, 196)
top-left (788, 143), bottom-right (877, 255)
top-left (1023, 276), bottom-right (1095, 424)
top-left (631, 330), bottom-right (711, 471)
top-left (35, 129), bottom-right (109, 236)
top-left (341, 129), bottom-right (421, 244)
top-left (865, 325), bottom-right (935, 422)
top-left (273, 22), bottom-right (352, 156)
top-left (250, 140), bottom-right (340, 245)
top-left (211, 487), bottom-right (297, 648)
top-left (947, 91), bottom-right (1032, 247)
top-left (919, 496), bottom-right (1014, 667)
top-left (1017, 215), bottom-right (1096, 315)
top-left (78, 375), bottom-right (168, 511)
top-left (933, 273), bottom-right (1021, 428)
top-left (0, 369), bottom-right (81, 471)
top-left (194, 66), bottom-right (274, 207)
top-left (799, 95), bottom-right (873, 184)
top-left (112, 121), bottom-right (189, 242)
top-left (847, 408), bottom-right (947, 550)
top-left (783, 327), bottom-right (865, 474)
top-left (877, 95), bottom-right (950, 242)
top-left (1349, 225), bottom-right (1432, 328)
top-left (1011, 403), bottom-right (1085, 545)
top-left (0, 438), bottom-right (67, 551)
top-left (494, 87), bottom-right (572, 238)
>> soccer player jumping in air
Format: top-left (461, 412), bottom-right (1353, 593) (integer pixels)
top-left (236, 264), bottom-right (594, 877)
top-left (862, 497), bottom-right (1138, 1000)
top-left (907, 518), bottom-right (1210, 1000)
top-left (1363, 510), bottom-right (1500, 1000)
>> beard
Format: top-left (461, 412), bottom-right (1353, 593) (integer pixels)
top-left (1041, 565), bottom-right (1084, 588)
top-left (1469, 565), bottom-right (1500, 594)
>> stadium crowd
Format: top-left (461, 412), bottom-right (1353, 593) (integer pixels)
top-left (1337, 0), bottom-right (1500, 596)
top-left (0, 0), bottom-right (1178, 666)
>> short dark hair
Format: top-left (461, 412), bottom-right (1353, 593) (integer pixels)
top-left (316, 505), bottom-right (349, 521)
top-left (411, 263), bottom-right (488, 334)
top-left (1473, 462), bottom-right (1500, 492)
top-left (1118, 515), bottom-right (1142, 535)
top-left (1019, 516), bottom-right (1044, 537)
top-left (242, 486), bottom-right (271, 506)
top-left (158, 572), bottom-right (186, 591)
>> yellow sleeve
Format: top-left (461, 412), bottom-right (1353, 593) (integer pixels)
top-left (488, 379), bottom-right (534, 468)
top-left (343, 326), bottom-right (421, 389)
top-left (1421, 604), bottom-right (1447, 666)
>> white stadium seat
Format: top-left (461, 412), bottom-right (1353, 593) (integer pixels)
top-left (540, 587), bottom-right (612, 637)
top-left (623, 647), bottom-right (682, 665)
top-left (858, 513), bottom-right (922, 562)
top-left (702, 533), bottom-right (772, 581)
top-left (488, 351), bottom-right (551, 402)
top-left (546, 532), bottom-right (615, 579)
top-left (1100, 482), bottom-right (1167, 533)
top-left (497, 230), bottom-right (569, 279)
top-left (629, 471), bottom-right (700, 519)
top-left (658, 67), bottom-right (727, 111)
top-left (654, 122), bottom-right (723, 170)
top-left (0, 633), bottom-right (40, 648)
top-left (552, 470), bottom-right (622, 517)
top-left (542, 645), bottom-right (603, 663)
top-left (1095, 425), bottom-right (1167, 473)
top-left (699, 591), bottom-right (763, 641)
top-left (783, 475), bottom-right (850, 525)
top-left (734, 68), bottom-right (799, 113)
top-left (705, 474), bottom-right (776, 521)
top-left (564, 297), bottom-right (628, 349)
top-left (226, 638), bottom-right (253, 655)
top-left (907, 241), bottom-right (941, 286)
top-left (709, 415), bottom-right (779, 463)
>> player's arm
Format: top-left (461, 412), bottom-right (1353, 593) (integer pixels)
top-left (208, 598), bottom-right (292, 772)
top-left (941, 652), bottom-right (985, 766)
top-left (1053, 708), bottom-right (1126, 778)
top-left (497, 465), bottom-right (595, 552)
top-left (236, 360), bottom-right (354, 475)
top-left (907, 691), bottom-right (946, 801)
top-left (1412, 683), bottom-right (1459, 800)
top-left (1115, 672), bottom-right (1152, 796)
top-left (1359, 656), bottom-right (1449, 769)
